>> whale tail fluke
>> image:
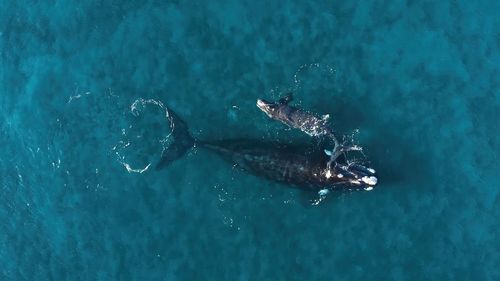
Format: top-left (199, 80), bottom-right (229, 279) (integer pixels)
top-left (156, 108), bottom-right (195, 170)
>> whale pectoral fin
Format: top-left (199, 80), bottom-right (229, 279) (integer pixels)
top-left (296, 191), bottom-right (322, 208)
top-left (278, 92), bottom-right (293, 105)
top-left (310, 188), bottom-right (333, 206)
top-left (297, 188), bottom-right (340, 207)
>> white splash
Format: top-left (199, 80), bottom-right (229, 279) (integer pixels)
top-left (312, 188), bottom-right (330, 206)
top-left (67, 91), bottom-right (91, 104)
top-left (123, 163), bottom-right (151, 173)
top-left (114, 98), bottom-right (174, 174)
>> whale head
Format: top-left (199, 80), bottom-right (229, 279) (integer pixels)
top-left (257, 99), bottom-right (279, 118)
top-left (346, 164), bottom-right (378, 190)
top-left (327, 163), bottom-right (378, 191)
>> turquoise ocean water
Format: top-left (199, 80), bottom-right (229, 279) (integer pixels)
top-left (1, 1), bottom-right (499, 280)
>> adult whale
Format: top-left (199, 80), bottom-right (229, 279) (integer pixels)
top-left (156, 107), bottom-right (377, 194)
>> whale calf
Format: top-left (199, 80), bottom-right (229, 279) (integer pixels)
top-left (256, 93), bottom-right (364, 165)
top-left (256, 93), bottom-right (339, 143)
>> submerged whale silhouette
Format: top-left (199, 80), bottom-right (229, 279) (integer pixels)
top-left (156, 107), bottom-right (377, 193)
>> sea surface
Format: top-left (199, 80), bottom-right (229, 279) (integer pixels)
top-left (1, 1), bottom-right (499, 280)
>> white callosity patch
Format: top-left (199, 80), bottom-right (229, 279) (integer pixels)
top-left (361, 176), bottom-right (378, 186)
top-left (325, 169), bottom-right (332, 179)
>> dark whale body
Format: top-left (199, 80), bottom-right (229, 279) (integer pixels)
top-left (200, 139), bottom-right (355, 191)
top-left (157, 108), bottom-right (377, 192)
